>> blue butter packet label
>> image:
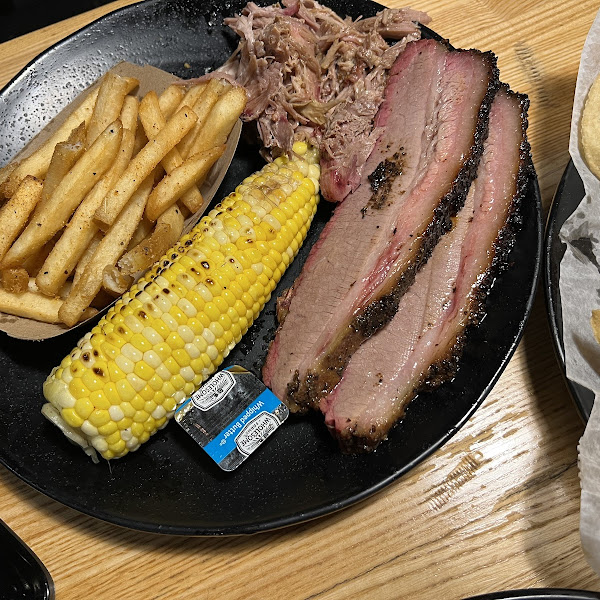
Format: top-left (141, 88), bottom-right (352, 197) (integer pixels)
top-left (174, 365), bottom-right (289, 471)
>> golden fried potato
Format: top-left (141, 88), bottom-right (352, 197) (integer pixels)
top-left (1, 268), bottom-right (29, 294)
top-left (581, 76), bottom-right (600, 178)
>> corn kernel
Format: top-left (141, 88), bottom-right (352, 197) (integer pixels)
top-left (80, 420), bottom-right (99, 437)
top-left (118, 417), bottom-right (133, 430)
top-left (133, 361), bottom-right (154, 381)
top-left (88, 409), bottom-right (110, 427)
top-left (126, 373), bottom-right (146, 392)
top-left (139, 385), bottom-right (156, 402)
top-left (62, 408), bottom-right (84, 428)
top-left (98, 421), bottom-right (118, 436)
top-left (133, 410), bottom-right (149, 424)
top-left (116, 379), bottom-right (136, 402)
top-left (69, 378), bottom-right (88, 399)
top-left (173, 349), bottom-right (191, 368)
top-left (148, 374), bottom-right (163, 391)
top-left (74, 397), bottom-right (94, 420)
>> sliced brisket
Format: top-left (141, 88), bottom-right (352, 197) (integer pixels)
top-left (321, 86), bottom-right (531, 451)
top-left (263, 38), bottom-right (499, 412)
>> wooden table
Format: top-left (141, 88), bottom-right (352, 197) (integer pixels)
top-left (0, 0), bottom-right (597, 598)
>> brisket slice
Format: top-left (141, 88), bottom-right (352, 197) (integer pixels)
top-left (321, 86), bottom-right (531, 452)
top-left (263, 39), bottom-right (499, 412)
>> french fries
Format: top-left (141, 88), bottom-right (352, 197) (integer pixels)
top-left (138, 90), bottom-right (205, 214)
top-left (1, 268), bottom-right (29, 294)
top-left (93, 106), bottom-right (198, 229)
top-left (0, 176), bottom-right (43, 262)
top-left (0, 279), bottom-right (93, 324)
top-left (1, 120), bottom-right (123, 268)
top-left (158, 85), bottom-right (186, 120)
top-left (187, 86), bottom-right (247, 161)
top-left (87, 72), bottom-right (139, 146)
top-left (0, 89), bottom-right (99, 199)
top-left (38, 122), bottom-right (86, 214)
top-left (59, 175), bottom-right (152, 327)
top-left (119, 203), bottom-right (184, 276)
top-left (0, 66), bottom-right (245, 330)
top-left (145, 145), bottom-right (225, 221)
top-left (177, 79), bottom-right (226, 159)
top-left (35, 129), bottom-right (136, 296)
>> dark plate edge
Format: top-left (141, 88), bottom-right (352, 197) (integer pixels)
top-left (543, 159), bottom-right (595, 422)
top-left (0, 1), bottom-right (155, 126)
top-left (464, 589), bottom-right (600, 600)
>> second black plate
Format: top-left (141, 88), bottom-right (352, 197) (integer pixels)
top-left (465, 589), bottom-right (600, 600)
top-left (544, 160), bottom-right (595, 421)
top-left (0, 0), bottom-right (543, 535)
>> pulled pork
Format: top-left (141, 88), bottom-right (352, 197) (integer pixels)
top-left (221, 0), bottom-right (430, 202)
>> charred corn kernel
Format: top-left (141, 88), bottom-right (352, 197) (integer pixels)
top-left (43, 144), bottom-right (320, 460)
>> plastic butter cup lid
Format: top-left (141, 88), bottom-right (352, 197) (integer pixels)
top-left (175, 365), bottom-right (289, 471)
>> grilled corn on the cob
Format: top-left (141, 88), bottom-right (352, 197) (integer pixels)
top-left (42, 141), bottom-right (320, 461)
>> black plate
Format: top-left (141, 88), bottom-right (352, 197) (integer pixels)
top-left (0, 0), bottom-right (542, 535)
top-left (544, 160), bottom-right (594, 420)
top-left (465, 590), bottom-right (600, 600)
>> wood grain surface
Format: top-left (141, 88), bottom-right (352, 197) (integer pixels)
top-left (0, 0), bottom-right (598, 598)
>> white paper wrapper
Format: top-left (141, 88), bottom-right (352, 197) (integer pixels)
top-left (560, 8), bottom-right (600, 575)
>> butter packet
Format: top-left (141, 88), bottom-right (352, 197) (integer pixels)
top-left (174, 366), bottom-right (289, 471)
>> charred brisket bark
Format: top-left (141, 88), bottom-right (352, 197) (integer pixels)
top-left (263, 39), bottom-right (499, 412)
top-left (321, 85), bottom-right (531, 452)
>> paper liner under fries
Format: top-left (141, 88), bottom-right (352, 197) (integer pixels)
top-left (560, 8), bottom-right (600, 577)
top-left (0, 62), bottom-right (241, 340)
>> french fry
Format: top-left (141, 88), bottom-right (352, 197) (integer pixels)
top-left (36, 129), bottom-right (135, 296)
top-left (1, 268), bottom-right (29, 293)
top-left (0, 176), bottom-right (43, 263)
top-left (86, 72), bottom-right (139, 146)
top-left (60, 175), bottom-right (153, 327)
top-left (36, 122), bottom-right (86, 216)
top-left (175, 82), bottom-right (208, 116)
top-left (1, 120), bottom-right (123, 269)
top-left (178, 79), bottom-right (229, 159)
top-left (138, 91), bottom-right (204, 214)
top-left (120, 95), bottom-right (139, 133)
top-left (118, 203), bottom-right (184, 275)
top-left (133, 126), bottom-right (148, 156)
top-left (73, 231), bottom-right (103, 287)
top-left (102, 266), bottom-right (134, 297)
top-left (127, 216), bottom-right (153, 250)
top-left (592, 310), bottom-right (600, 344)
top-left (187, 85), bottom-right (247, 161)
top-left (158, 85), bottom-right (186, 120)
top-left (0, 279), bottom-right (65, 323)
top-left (22, 238), bottom-right (56, 278)
top-left (0, 88), bottom-right (100, 198)
top-left (145, 145), bottom-right (225, 221)
top-left (94, 106), bottom-right (198, 230)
